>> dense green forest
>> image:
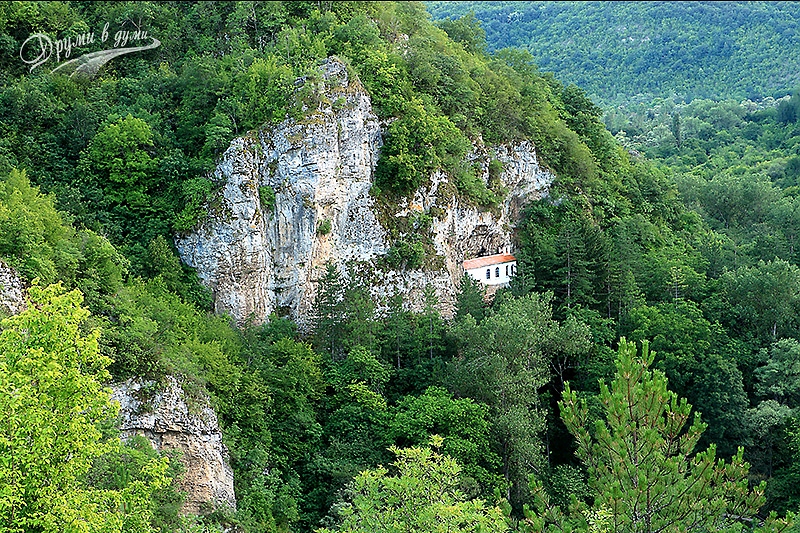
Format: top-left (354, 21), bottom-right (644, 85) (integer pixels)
top-left (2, 1), bottom-right (800, 532)
top-left (426, 1), bottom-right (800, 106)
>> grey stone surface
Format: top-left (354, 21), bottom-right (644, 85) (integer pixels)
top-left (0, 260), bottom-right (26, 316)
top-left (111, 377), bottom-right (236, 514)
top-left (176, 58), bottom-right (554, 326)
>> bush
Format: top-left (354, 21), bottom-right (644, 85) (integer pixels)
top-left (387, 238), bottom-right (425, 269)
top-left (317, 218), bottom-right (332, 235)
top-left (259, 185), bottom-right (277, 211)
top-left (0, 169), bottom-right (127, 304)
top-left (488, 159), bottom-right (504, 182)
top-left (375, 99), bottom-right (470, 195)
top-left (174, 177), bottom-right (214, 232)
top-left (234, 56), bottom-right (295, 130)
top-left (454, 163), bottom-right (498, 207)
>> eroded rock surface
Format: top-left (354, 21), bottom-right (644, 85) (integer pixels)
top-left (176, 58), bottom-right (553, 326)
top-left (111, 377), bottom-right (236, 514)
top-left (0, 260), bottom-right (26, 315)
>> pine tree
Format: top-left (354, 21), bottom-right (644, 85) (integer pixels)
top-left (455, 273), bottom-right (486, 323)
top-left (313, 263), bottom-right (345, 358)
top-left (383, 293), bottom-right (411, 369)
top-left (419, 284), bottom-right (443, 361)
top-left (549, 338), bottom-right (787, 533)
top-left (341, 280), bottom-right (378, 354)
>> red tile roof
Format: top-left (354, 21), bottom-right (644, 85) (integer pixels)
top-left (462, 253), bottom-right (516, 270)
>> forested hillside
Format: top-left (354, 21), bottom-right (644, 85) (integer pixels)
top-left (1, 2), bottom-right (799, 533)
top-left (427, 1), bottom-right (800, 106)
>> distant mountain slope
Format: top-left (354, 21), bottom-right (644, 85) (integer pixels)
top-left (426, 1), bottom-right (800, 105)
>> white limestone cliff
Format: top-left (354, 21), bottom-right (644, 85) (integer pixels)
top-left (111, 377), bottom-right (236, 515)
top-left (176, 58), bottom-right (553, 326)
top-left (0, 260), bottom-right (26, 316)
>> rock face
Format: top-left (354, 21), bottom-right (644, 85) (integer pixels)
top-left (111, 378), bottom-right (236, 515)
top-left (0, 260), bottom-right (26, 315)
top-left (176, 58), bottom-right (553, 326)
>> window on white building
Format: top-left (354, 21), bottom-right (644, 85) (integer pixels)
top-left (486, 269), bottom-right (491, 279)
top-left (495, 267), bottom-right (500, 278)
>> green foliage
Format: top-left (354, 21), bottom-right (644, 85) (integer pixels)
top-left (355, 49), bottom-right (411, 118)
top-left (329, 346), bottom-right (390, 398)
top-left (454, 163), bottom-right (499, 207)
top-left (390, 386), bottom-right (503, 498)
top-left (313, 263), bottom-right (347, 357)
top-left (317, 218), bottom-right (332, 236)
top-left (435, 12), bottom-right (487, 55)
top-left (330, 13), bottom-right (382, 64)
top-left (553, 338), bottom-right (772, 533)
top-left (755, 339), bottom-right (800, 407)
top-left (305, 345), bottom-right (393, 529)
top-left (428, 2), bottom-right (800, 106)
top-left (233, 334), bottom-right (324, 532)
top-left (100, 278), bottom-right (241, 392)
top-left (173, 176), bottom-right (215, 234)
top-left (9, 2), bottom-right (800, 530)
top-left (317, 439), bottom-right (509, 533)
top-left (455, 273), bottom-right (486, 323)
top-left (386, 237), bottom-right (425, 270)
top-left (234, 56), bottom-right (295, 129)
top-left (0, 169), bottom-right (67, 282)
top-left (777, 92), bottom-right (800, 124)
top-left (375, 99), bottom-right (470, 195)
top-left (488, 158), bottom-right (504, 182)
top-left (259, 185), bottom-right (277, 212)
top-left (87, 436), bottom-right (194, 533)
top-left (765, 418), bottom-right (800, 513)
top-left (84, 114), bottom-right (156, 206)
top-left (145, 235), bottom-right (211, 309)
top-left (627, 301), bottom-right (749, 455)
top-left (708, 259), bottom-right (800, 344)
top-left (0, 283), bottom-right (168, 532)
top-left (0, 168), bottom-right (127, 305)
top-left (378, 289), bottom-right (448, 387)
top-left (449, 292), bottom-right (591, 509)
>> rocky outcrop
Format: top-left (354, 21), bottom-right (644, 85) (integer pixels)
top-left (176, 58), bottom-right (553, 326)
top-left (111, 377), bottom-right (236, 515)
top-left (0, 260), bottom-right (26, 315)
top-left (177, 59), bottom-right (385, 326)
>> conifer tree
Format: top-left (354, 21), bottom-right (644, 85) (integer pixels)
top-left (542, 338), bottom-right (791, 533)
top-left (455, 273), bottom-right (486, 323)
top-left (313, 263), bottom-right (346, 358)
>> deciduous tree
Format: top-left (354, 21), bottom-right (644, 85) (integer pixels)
top-left (317, 438), bottom-right (508, 533)
top-left (0, 283), bottom-right (168, 532)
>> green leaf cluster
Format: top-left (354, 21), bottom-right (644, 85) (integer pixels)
top-left (549, 338), bottom-right (773, 533)
top-left (317, 441), bottom-right (509, 533)
top-left (0, 284), bottom-right (170, 532)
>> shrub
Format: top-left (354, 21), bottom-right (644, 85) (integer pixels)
top-left (387, 238), bottom-right (425, 269)
top-left (454, 163), bottom-right (498, 207)
top-left (317, 218), bottom-right (332, 235)
top-left (375, 99), bottom-right (470, 196)
top-left (488, 159), bottom-right (504, 182)
top-left (259, 185), bottom-right (277, 211)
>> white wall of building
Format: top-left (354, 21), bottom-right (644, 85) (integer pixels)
top-left (466, 261), bottom-right (516, 286)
